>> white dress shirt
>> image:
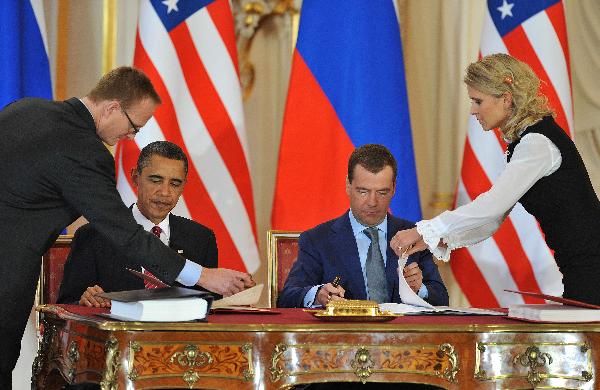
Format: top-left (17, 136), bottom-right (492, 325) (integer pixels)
top-left (132, 203), bottom-right (170, 245)
top-left (132, 203), bottom-right (202, 285)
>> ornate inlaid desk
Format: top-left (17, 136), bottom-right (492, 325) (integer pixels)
top-left (33, 305), bottom-right (599, 389)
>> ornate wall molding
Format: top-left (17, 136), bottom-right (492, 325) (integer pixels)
top-left (233, 0), bottom-right (298, 99)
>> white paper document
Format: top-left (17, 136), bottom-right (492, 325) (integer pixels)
top-left (396, 257), bottom-right (435, 309)
top-left (212, 283), bottom-right (264, 309)
top-left (378, 259), bottom-right (505, 316)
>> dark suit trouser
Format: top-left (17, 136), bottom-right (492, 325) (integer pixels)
top-left (0, 248), bottom-right (41, 389)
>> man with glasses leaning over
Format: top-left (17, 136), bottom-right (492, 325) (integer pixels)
top-left (0, 66), bottom-right (254, 388)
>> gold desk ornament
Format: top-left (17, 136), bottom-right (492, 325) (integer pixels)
top-left (100, 336), bottom-right (120, 390)
top-left (67, 340), bottom-right (80, 382)
top-left (513, 345), bottom-right (552, 387)
top-left (305, 299), bottom-right (398, 322)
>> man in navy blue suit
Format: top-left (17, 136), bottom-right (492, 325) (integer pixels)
top-left (278, 144), bottom-right (448, 308)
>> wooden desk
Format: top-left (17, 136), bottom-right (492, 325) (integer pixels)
top-left (33, 305), bottom-right (598, 389)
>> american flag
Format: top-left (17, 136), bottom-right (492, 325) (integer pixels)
top-left (451, 0), bottom-right (572, 307)
top-left (116, 0), bottom-right (259, 273)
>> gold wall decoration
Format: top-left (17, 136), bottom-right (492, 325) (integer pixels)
top-left (54, 0), bottom-right (70, 100)
top-left (102, 0), bottom-right (117, 74)
top-left (234, 0), bottom-right (299, 99)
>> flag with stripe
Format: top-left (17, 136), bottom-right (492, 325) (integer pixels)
top-left (116, 0), bottom-right (259, 273)
top-left (271, 0), bottom-right (420, 231)
top-left (451, 0), bottom-right (572, 307)
top-left (0, 0), bottom-right (52, 108)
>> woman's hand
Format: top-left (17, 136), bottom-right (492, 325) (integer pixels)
top-left (390, 227), bottom-right (427, 258)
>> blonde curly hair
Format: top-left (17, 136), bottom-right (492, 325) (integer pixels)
top-left (463, 53), bottom-right (554, 142)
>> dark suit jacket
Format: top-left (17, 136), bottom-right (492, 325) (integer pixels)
top-left (0, 98), bottom-right (189, 372)
top-left (57, 213), bottom-right (218, 304)
top-left (277, 212), bottom-right (449, 308)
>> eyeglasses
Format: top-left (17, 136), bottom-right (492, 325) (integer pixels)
top-left (121, 108), bottom-right (141, 135)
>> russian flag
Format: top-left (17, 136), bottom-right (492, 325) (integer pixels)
top-left (0, 0), bottom-right (52, 109)
top-left (272, 0), bottom-right (420, 230)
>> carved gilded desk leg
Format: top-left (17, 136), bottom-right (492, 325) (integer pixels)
top-left (100, 336), bottom-right (120, 390)
top-left (31, 318), bottom-right (56, 389)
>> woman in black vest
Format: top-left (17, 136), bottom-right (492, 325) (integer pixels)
top-left (390, 53), bottom-right (600, 305)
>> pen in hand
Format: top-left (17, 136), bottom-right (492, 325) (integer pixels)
top-left (326, 276), bottom-right (345, 303)
top-left (316, 275), bottom-right (345, 306)
top-left (331, 276), bottom-right (341, 288)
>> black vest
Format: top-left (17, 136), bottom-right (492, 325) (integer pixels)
top-left (506, 116), bottom-right (600, 270)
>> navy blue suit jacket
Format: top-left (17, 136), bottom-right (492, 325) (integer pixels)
top-left (277, 212), bottom-right (449, 308)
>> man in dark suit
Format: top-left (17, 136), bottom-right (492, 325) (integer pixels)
top-left (58, 141), bottom-right (219, 306)
top-left (0, 67), bottom-right (253, 386)
top-left (278, 144), bottom-right (448, 308)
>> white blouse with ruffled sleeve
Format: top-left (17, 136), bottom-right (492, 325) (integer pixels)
top-left (416, 132), bottom-right (562, 261)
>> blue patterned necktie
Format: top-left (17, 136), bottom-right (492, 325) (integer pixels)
top-left (364, 227), bottom-right (389, 303)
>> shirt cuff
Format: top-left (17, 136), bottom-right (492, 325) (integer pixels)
top-left (175, 260), bottom-right (203, 286)
top-left (417, 284), bottom-right (429, 299)
top-left (303, 285), bottom-right (323, 308)
top-left (416, 220), bottom-right (451, 261)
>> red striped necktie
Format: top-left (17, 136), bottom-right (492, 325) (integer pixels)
top-left (143, 226), bottom-right (163, 289)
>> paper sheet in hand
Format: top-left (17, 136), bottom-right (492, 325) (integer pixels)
top-left (397, 258), bottom-right (435, 309)
top-left (380, 259), bottom-right (505, 316)
top-left (212, 283), bottom-right (264, 309)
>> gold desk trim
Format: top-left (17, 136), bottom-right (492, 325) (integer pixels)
top-left (37, 304), bottom-right (600, 333)
top-left (34, 307), bottom-right (600, 389)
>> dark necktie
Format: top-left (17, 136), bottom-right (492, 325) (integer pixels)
top-left (364, 227), bottom-right (389, 303)
top-left (143, 226), bottom-right (163, 289)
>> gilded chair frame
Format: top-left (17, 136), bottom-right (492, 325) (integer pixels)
top-left (37, 234), bottom-right (74, 305)
top-left (36, 234), bottom-right (73, 328)
top-left (266, 230), bottom-right (301, 308)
